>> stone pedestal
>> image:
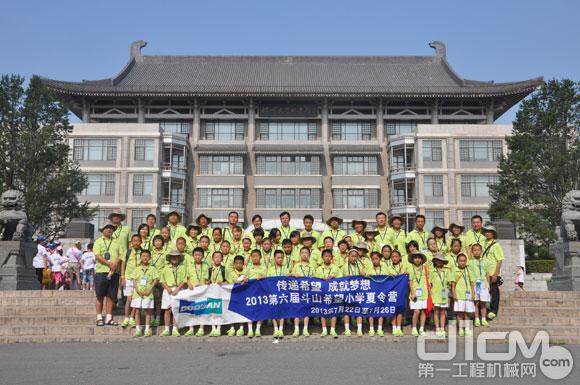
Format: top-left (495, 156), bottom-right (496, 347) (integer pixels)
top-left (548, 241), bottom-right (580, 291)
top-left (0, 241), bottom-right (37, 290)
top-left (497, 239), bottom-right (525, 283)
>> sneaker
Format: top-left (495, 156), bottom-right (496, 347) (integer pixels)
top-left (227, 327), bottom-right (236, 337)
top-left (377, 329), bottom-right (384, 337)
top-left (129, 319), bottom-right (137, 328)
top-left (419, 328), bottom-right (426, 336)
top-left (255, 329), bottom-right (261, 338)
top-left (356, 330), bottom-right (363, 337)
top-left (172, 329), bottom-right (180, 337)
top-left (481, 319), bottom-right (489, 327)
top-left (144, 328), bottom-right (152, 337)
top-left (330, 330), bottom-right (338, 338)
top-left (160, 329), bottom-right (171, 337)
top-left (465, 329), bottom-right (473, 337)
top-left (195, 328), bottom-right (205, 337)
top-left (398, 329), bottom-right (405, 337)
top-left (368, 329), bottom-right (375, 337)
top-left (302, 329), bottom-right (310, 337)
top-left (474, 319), bottom-right (481, 327)
top-left (320, 329), bottom-right (328, 337)
top-left (488, 312), bottom-right (496, 320)
top-left (236, 328), bottom-right (245, 337)
top-left (134, 329), bottom-right (143, 337)
top-left (185, 328), bottom-right (194, 337)
top-left (278, 330), bottom-right (284, 339)
top-left (459, 328), bottom-right (465, 337)
top-left (292, 329), bottom-right (300, 337)
top-left (344, 329), bottom-right (352, 337)
top-left (273, 330), bottom-right (280, 338)
top-left (411, 328), bottom-right (419, 337)
top-left (247, 329), bottom-right (254, 339)
top-left (121, 319), bottom-right (130, 328)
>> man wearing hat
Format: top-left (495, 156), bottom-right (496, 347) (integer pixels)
top-left (319, 216), bottom-right (346, 248)
top-left (109, 211), bottom-right (131, 257)
top-left (447, 222), bottom-right (467, 254)
top-left (407, 215), bottom-right (429, 253)
top-left (166, 211), bottom-right (187, 241)
top-left (465, 214), bottom-right (485, 258)
top-left (195, 213), bottom-right (213, 238)
top-left (93, 220), bottom-right (122, 327)
top-left (387, 215), bottom-right (407, 257)
top-left (349, 220), bottom-right (367, 245)
top-left (482, 225), bottom-right (505, 320)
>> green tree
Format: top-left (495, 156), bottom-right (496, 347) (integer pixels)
top-left (0, 74), bottom-right (94, 237)
top-left (489, 79), bottom-right (579, 246)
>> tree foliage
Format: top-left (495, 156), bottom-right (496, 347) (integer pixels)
top-left (489, 79), bottom-right (579, 245)
top-left (0, 74), bottom-right (94, 237)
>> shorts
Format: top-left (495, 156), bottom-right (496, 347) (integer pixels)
top-left (95, 273), bottom-right (120, 300)
top-left (35, 268), bottom-right (44, 284)
top-left (83, 269), bottom-right (95, 284)
top-left (410, 299), bottom-right (427, 310)
top-left (52, 272), bottom-right (63, 284)
top-left (433, 300), bottom-right (449, 308)
top-left (123, 279), bottom-right (134, 297)
top-left (475, 287), bottom-right (490, 302)
top-left (131, 297), bottom-right (154, 309)
top-left (454, 300), bottom-right (475, 313)
top-left (161, 287), bottom-right (176, 310)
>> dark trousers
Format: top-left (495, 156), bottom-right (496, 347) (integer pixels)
top-left (490, 278), bottom-right (501, 314)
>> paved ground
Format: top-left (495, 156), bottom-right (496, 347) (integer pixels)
top-left (0, 340), bottom-right (577, 385)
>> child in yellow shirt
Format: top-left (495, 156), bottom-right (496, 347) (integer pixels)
top-left (129, 250), bottom-right (159, 337)
top-left (268, 250), bottom-right (290, 339)
top-left (159, 250), bottom-right (187, 337)
top-left (290, 247), bottom-right (314, 337)
top-left (341, 248), bottom-right (365, 336)
top-left (386, 250), bottom-right (406, 336)
top-left (315, 249), bottom-right (340, 338)
top-left (185, 247), bottom-right (209, 337)
top-left (243, 250), bottom-right (267, 338)
top-left (227, 256), bottom-right (247, 337)
top-left (408, 252), bottom-right (429, 337)
top-left (452, 253), bottom-right (476, 336)
top-left (367, 251), bottom-right (388, 337)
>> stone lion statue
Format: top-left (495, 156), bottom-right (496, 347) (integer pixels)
top-left (561, 190), bottom-right (580, 241)
top-left (0, 190), bottom-right (32, 241)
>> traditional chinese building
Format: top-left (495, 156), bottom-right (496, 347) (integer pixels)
top-left (40, 41), bottom-right (542, 233)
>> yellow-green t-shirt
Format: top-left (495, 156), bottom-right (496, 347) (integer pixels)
top-left (315, 264), bottom-right (340, 279)
top-left (149, 248), bottom-right (167, 271)
top-left (429, 266), bottom-right (453, 305)
top-left (93, 236), bottom-right (121, 274)
top-left (407, 229), bottom-right (430, 252)
top-left (244, 263), bottom-right (267, 280)
top-left (385, 260), bottom-right (407, 276)
top-left (482, 240), bottom-right (505, 276)
top-left (123, 248), bottom-right (142, 281)
top-left (408, 264), bottom-right (429, 300)
top-left (267, 264), bottom-right (290, 277)
top-left (130, 265), bottom-right (159, 299)
top-left (387, 228), bottom-right (407, 256)
top-left (291, 262), bottom-right (315, 278)
top-left (159, 264), bottom-right (187, 287)
top-left (341, 262), bottom-right (364, 277)
top-left (318, 229), bottom-right (346, 248)
top-left (452, 267), bottom-right (476, 301)
top-left (367, 262), bottom-right (389, 276)
top-left (187, 263), bottom-right (209, 286)
top-left (112, 225), bottom-right (131, 256)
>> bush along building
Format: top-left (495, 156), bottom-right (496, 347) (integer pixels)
top-left (39, 40), bottom-right (542, 234)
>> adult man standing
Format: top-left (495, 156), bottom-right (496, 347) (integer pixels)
top-left (166, 211), bottom-right (187, 242)
top-left (387, 215), bottom-right (407, 257)
top-left (222, 211), bottom-right (240, 243)
top-left (406, 215), bottom-right (429, 253)
top-left (319, 216), bottom-right (345, 248)
top-left (109, 211), bottom-right (131, 258)
top-left (94, 220), bottom-right (122, 326)
top-left (465, 215), bottom-right (485, 258)
top-left (279, 211), bottom-right (296, 241)
top-left (375, 212), bottom-right (390, 249)
top-left (482, 225), bottom-right (505, 320)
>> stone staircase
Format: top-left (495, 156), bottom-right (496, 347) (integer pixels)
top-left (0, 290), bottom-right (579, 344)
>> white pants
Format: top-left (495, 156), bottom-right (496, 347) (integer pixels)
top-left (131, 297), bottom-right (154, 309)
top-left (161, 288), bottom-right (176, 310)
top-left (454, 300), bottom-right (475, 313)
top-left (410, 299), bottom-right (427, 310)
top-left (475, 287), bottom-right (491, 302)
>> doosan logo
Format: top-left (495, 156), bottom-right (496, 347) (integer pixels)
top-left (179, 298), bottom-right (223, 315)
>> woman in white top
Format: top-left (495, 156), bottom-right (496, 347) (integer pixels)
top-left (32, 236), bottom-right (48, 289)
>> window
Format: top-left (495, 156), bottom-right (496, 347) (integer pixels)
top-left (198, 188), bottom-right (243, 208)
top-left (385, 122), bottom-right (417, 136)
top-left (201, 121), bottom-right (245, 140)
top-left (134, 139), bottom-right (154, 161)
top-left (162, 180), bottom-right (185, 205)
top-left (257, 121), bottom-right (318, 141)
top-left (133, 174), bottom-right (153, 197)
top-left (73, 139), bottom-right (117, 161)
top-left (459, 140), bottom-right (502, 162)
top-left (162, 145), bottom-right (186, 170)
top-left (256, 189), bottom-right (320, 208)
top-left (160, 121), bottom-right (191, 135)
top-left (200, 155), bottom-right (243, 175)
top-left (256, 155), bottom-right (320, 175)
top-left (424, 175), bottom-right (444, 197)
top-left (461, 175), bottom-right (499, 197)
top-left (131, 209), bottom-right (151, 231)
top-left (461, 210), bottom-right (491, 229)
top-left (85, 174), bottom-right (115, 196)
top-left (425, 210), bottom-right (445, 231)
top-left (423, 140), bottom-right (442, 162)
top-left (333, 156), bottom-right (378, 175)
top-left (333, 189), bottom-right (379, 209)
top-left (331, 121), bottom-right (376, 141)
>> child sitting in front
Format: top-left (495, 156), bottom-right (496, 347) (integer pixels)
top-left (268, 250), bottom-right (291, 339)
top-left (315, 249), bottom-right (340, 338)
top-left (159, 250), bottom-right (187, 337)
top-left (290, 247), bottom-right (314, 337)
top-left (452, 253), bottom-right (476, 336)
top-left (430, 253), bottom-right (452, 338)
top-left (129, 250), bottom-right (159, 337)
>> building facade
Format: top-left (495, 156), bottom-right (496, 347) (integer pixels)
top-left (41, 41), bottom-right (542, 234)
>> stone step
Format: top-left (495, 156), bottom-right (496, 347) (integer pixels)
top-left (0, 334), bottom-right (132, 344)
top-left (0, 297), bottom-right (94, 306)
top-left (499, 298), bottom-right (580, 308)
top-left (0, 290), bottom-right (95, 298)
top-left (0, 305), bottom-right (95, 316)
top-left (497, 306), bottom-right (580, 318)
top-left (0, 315), bottom-right (95, 326)
top-left (0, 324), bottom-right (126, 336)
top-left (491, 315), bottom-right (580, 327)
top-left (484, 325), bottom-right (580, 337)
top-left (502, 291), bottom-right (580, 300)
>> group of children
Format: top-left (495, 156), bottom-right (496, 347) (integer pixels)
top-left (101, 210), bottom-right (505, 339)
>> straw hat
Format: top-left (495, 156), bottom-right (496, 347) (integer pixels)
top-left (408, 252), bottom-right (427, 264)
top-left (325, 216), bottom-right (343, 226)
top-left (195, 214), bottom-right (212, 225)
top-left (99, 220), bottom-right (116, 232)
top-left (108, 211), bottom-right (126, 221)
top-left (165, 249), bottom-right (184, 263)
top-left (448, 222), bottom-right (465, 232)
top-left (351, 219), bottom-right (367, 229)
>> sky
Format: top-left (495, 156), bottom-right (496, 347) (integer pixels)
top-left (1, 0), bottom-right (578, 123)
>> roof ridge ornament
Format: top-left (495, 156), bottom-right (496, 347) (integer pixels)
top-left (428, 41), bottom-right (446, 59)
top-left (130, 40), bottom-right (147, 62)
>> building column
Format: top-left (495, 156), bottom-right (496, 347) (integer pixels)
top-left (486, 99), bottom-right (495, 124)
top-left (82, 98), bottom-right (90, 123)
top-left (321, 99), bottom-right (332, 221)
top-left (431, 100), bottom-right (439, 124)
top-left (377, 98), bottom-right (390, 213)
top-left (137, 98), bottom-right (145, 123)
top-left (246, 98), bottom-right (256, 225)
top-left (190, 99), bottom-right (200, 217)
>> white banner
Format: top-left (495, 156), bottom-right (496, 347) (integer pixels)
top-left (171, 284), bottom-right (250, 326)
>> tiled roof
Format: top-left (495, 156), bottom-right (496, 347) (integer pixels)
top-left (39, 41), bottom-right (542, 99)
